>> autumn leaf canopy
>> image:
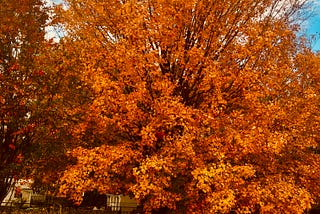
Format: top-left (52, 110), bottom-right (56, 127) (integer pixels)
top-left (33, 0), bottom-right (320, 213)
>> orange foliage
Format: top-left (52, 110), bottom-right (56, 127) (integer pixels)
top-left (53, 0), bottom-right (320, 213)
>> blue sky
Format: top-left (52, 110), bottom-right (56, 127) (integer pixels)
top-left (299, 0), bottom-right (320, 51)
top-left (304, 1), bottom-right (320, 51)
top-left (306, 23), bottom-right (320, 51)
top-left (306, 19), bottom-right (320, 51)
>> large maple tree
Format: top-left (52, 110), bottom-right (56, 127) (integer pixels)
top-left (53, 0), bottom-right (320, 213)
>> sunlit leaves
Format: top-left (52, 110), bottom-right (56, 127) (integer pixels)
top-left (53, 0), bottom-right (320, 213)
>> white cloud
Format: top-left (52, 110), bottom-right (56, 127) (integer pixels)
top-left (45, 26), bottom-right (64, 42)
top-left (43, 0), bottom-right (66, 42)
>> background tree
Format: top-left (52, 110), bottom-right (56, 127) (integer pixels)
top-left (0, 0), bottom-right (49, 202)
top-left (27, 36), bottom-right (95, 193)
top-left (53, 0), bottom-right (320, 213)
